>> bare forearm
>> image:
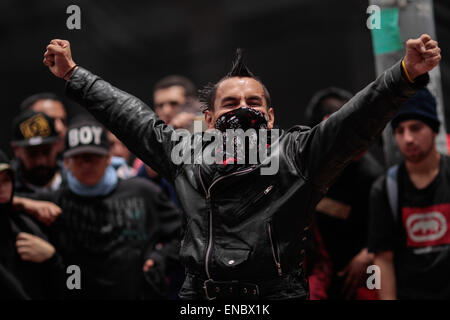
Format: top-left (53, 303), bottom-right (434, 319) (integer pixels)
top-left (375, 252), bottom-right (397, 300)
top-left (12, 196), bottom-right (31, 212)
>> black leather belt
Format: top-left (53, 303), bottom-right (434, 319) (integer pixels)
top-left (186, 271), bottom-right (307, 300)
top-left (203, 279), bottom-right (260, 300)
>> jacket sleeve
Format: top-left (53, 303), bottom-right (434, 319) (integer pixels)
top-left (65, 67), bottom-right (180, 182)
top-left (292, 60), bottom-right (429, 192)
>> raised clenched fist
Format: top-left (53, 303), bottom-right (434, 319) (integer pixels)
top-left (43, 39), bottom-right (78, 80)
top-left (403, 34), bottom-right (441, 80)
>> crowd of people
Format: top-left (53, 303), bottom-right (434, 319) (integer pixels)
top-left (0, 75), bottom-right (198, 299)
top-left (0, 34), bottom-right (448, 300)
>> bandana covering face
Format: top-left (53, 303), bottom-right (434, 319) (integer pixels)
top-left (214, 106), bottom-right (268, 132)
top-left (214, 107), bottom-right (269, 165)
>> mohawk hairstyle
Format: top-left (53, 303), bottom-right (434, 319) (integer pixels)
top-left (226, 48), bottom-right (256, 78)
top-left (198, 48), bottom-right (271, 113)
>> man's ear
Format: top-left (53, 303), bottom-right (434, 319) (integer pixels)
top-left (205, 110), bottom-right (215, 129)
top-left (267, 107), bottom-right (275, 130)
top-left (107, 154), bottom-right (112, 165)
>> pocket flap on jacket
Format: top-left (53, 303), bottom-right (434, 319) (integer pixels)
top-left (216, 247), bottom-right (251, 268)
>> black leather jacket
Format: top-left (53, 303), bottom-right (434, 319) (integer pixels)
top-left (65, 61), bottom-right (428, 299)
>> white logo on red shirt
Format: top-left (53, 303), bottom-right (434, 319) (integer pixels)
top-left (406, 212), bottom-right (447, 242)
top-left (402, 204), bottom-right (450, 247)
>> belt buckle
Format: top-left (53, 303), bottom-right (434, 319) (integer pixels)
top-left (240, 282), bottom-right (260, 299)
top-left (203, 279), bottom-right (260, 300)
top-left (203, 279), bottom-right (217, 301)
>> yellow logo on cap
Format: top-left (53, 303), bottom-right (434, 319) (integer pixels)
top-left (19, 114), bottom-right (51, 139)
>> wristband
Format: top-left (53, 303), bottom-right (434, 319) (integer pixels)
top-left (401, 60), bottom-right (415, 83)
top-left (63, 65), bottom-right (78, 80)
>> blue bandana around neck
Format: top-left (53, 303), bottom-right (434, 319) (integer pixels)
top-left (111, 156), bottom-right (127, 169)
top-left (67, 165), bottom-right (118, 197)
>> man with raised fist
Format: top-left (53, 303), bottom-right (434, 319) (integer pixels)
top-left (43, 35), bottom-right (440, 300)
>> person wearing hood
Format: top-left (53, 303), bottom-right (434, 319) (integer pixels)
top-left (0, 150), bottom-right (65, 299)
top-left (303, 88), bottom-right (383, 300)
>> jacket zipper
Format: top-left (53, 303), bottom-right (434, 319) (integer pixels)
top-left (199, 165), bottom-right (257, 279)
top-left (267, 221), bottom-right (283, 276)
top-left (235, 184), bottom-right (274, 218)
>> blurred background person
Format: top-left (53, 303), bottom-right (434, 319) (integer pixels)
top-left (0, 149), bottom-right (64, 299)
top-left (20, 92), bottom-right (68, 155)
top-left (10, 110), bottom-right (62, 195)
top-left (134, 75), bottom-right (203, 204)
top-left (35, 118), bottom-right (181, 299)
top-left (133, 75), bottom-right (203, 180)
top-left (369, 89), bottom-right (450, 300)
top-left (304, 87), bottom-right (383, 300)
top-left (153, 75), bottom-right (199, 128)
top-left (107, 130), bottom-right (135, 179)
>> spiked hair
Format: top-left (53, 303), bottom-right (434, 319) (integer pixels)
top-left (198, 49), bottom-right (271, 112)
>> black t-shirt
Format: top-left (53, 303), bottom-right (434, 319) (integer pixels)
top-left (368, 154), bottom-right (450, 299)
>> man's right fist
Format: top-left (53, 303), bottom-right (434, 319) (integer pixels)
top-left (43, 39), bottom-right (78, 80)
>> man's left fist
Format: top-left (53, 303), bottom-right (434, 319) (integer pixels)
top-left (403, 34), bottom-right (441, 80)
top-left (43, 39), bottom-right (77, 80)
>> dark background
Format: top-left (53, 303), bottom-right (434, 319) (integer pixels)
top-left (1, 0), bottom-right (449, 156)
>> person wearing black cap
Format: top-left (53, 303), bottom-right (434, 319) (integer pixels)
top-left (20, 92), bottom-right (68, 154)
top-left (35, 118), bottom-right (182, 299)
top-left (10, 110), bottom-right (62, 195)
top-left (0, 150), bottom-right (65, 299)
top-left (368, 88), bottom-right (450, 300)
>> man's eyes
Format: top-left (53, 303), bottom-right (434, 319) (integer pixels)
top-left (155, 102), bottom-right (179, 108)
top-left (224, 103), bottom-right (261, 107)
top-left (222, 99), bottom-right (261, 108)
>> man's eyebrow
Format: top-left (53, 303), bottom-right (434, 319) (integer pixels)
top-left (220, 96), bottom-right (239, 104)
top-left (247, 96), bottom-right (263, 102)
